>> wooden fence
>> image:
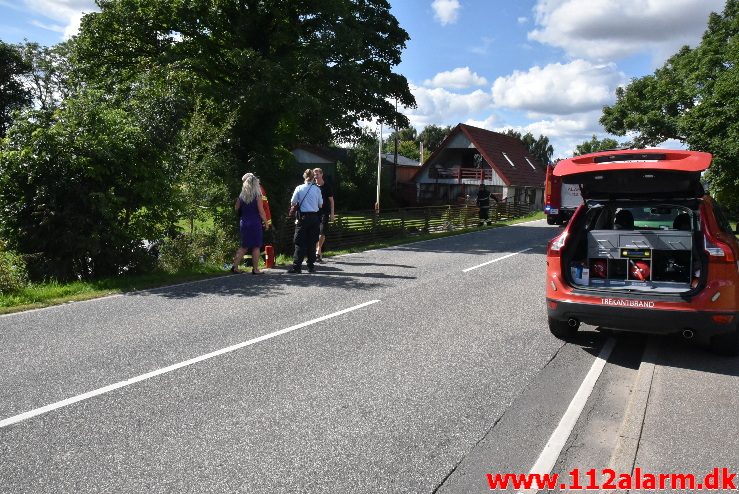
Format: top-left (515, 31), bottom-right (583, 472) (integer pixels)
top-left (270, 202), bottom-right (534, 255)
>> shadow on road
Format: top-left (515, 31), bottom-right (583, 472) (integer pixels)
top-left (558, 328), bottom-right (647, 371)
top-left (128, 268), bottom-right (395, 300)
top-left (647, 335), bottom-right (739, 377)
top-left (329, 260), bottom-right (417, 269)
top-left (566, 327), bottom-right (738, 377)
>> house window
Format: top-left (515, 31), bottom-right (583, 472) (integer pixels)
top-left (525, 157), bottom-right (536, 170)
top-left (502, 152), bottom-right (515, 167)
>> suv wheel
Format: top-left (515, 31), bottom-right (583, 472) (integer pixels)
top-left (549, 317), bottom-right (579, 339)
top-left (710, 328), bottom-right (739, 357)
top-left (546, 215), bottom-right (557, 225)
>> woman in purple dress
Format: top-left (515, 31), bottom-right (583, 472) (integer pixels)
top-left (231, 173), bottom-right (268, 274)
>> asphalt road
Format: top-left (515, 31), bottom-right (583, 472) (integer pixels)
top-left (2, 219), bottom-right (737, 493)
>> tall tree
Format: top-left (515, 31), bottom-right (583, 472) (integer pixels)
top-left (0, 90), bottom-right (177, 280)
top-left (18, 42), bottom-right (75, 111)
top-left (574, 135), bottom-right (621, 156)
top-left (70, 0), bottom-right (415, 223)
top-left (384, 126), bottom-right (417, 158)
top-left (600, 0), bottom-right (739, 209)
top-left (72, 0), bottom-right (415, 162)
top-left (0, 42), bottom-right (31, 138)
top-left (418, 124), bottom-right (452, 155)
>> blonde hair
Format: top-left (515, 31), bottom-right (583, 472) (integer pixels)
top-left (239, 173), bottom-right (260, 204)
top-left (303, 168), bottom-right (315, 181)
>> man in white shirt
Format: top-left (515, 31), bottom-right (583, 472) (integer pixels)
top-left (288, 169), bottom-right (323, 273)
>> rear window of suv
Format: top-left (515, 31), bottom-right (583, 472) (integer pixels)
top-left (628, 206), bottom-right (687, 230)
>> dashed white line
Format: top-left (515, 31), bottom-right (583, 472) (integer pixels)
top-left (517, 337), bottom-right (616, 494)
top-left (462, 248), bottom-right (533, 272)
top-left (0, 300), bottom-right (380, 429)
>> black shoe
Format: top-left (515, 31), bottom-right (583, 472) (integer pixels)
top-left (307, 265), bottom-right (316, 273)
top-left (287, 266), bottom-right (302, 274)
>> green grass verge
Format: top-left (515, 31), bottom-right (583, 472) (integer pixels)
top-left (0, 266), bottom-right (225, 315)
top-left (1, 211), bottom-right (545, 314)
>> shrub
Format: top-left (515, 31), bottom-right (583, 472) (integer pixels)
top-left (0, 241), bottom-right (27, 293)
top-left (157, 227), bottom-right (233, 273)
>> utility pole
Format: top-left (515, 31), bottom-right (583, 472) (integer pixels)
top-left (392, 98), bottom-right (398, 192)
top-left (376, 122), bottom-right (382, 212)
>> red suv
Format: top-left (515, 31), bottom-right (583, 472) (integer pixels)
top-left (545, 149), bottom-right (739, 355)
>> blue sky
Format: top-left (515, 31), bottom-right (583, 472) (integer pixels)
top-left (0, 0), bottom-right (727, 158)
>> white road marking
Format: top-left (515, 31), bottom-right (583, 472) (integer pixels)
top-left (462, 248), bottom-right (533, 272)
top-left (517, 337), bottom-right (616, 494)
top-left (0, 300), bottom-right (380, 429)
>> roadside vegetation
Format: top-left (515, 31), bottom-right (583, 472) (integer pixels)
top-left (0, 212), bottom-right (544, 314)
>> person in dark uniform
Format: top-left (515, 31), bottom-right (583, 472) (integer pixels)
top-left (287, 169), bottom-right (323, 273)
top-left (313, 168), bottom-right (335, 263)
top-left (476, 184), bottom-right (492, 226)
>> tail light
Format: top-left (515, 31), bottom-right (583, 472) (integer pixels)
top-left (548, 231), bottom-right (568, 256)
top-left (704, 234), bottom-right (736, 262)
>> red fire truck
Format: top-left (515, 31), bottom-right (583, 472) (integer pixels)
top-left (544, 163), bottom-right (582, 225)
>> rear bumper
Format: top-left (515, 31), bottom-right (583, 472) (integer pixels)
top-left (547, 299), bottom-right (736, 343)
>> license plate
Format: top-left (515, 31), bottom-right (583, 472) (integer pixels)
top-left (549, 208), bottom-right (559, 215)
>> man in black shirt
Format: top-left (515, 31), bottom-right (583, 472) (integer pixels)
top-left (313, 168), bottom-right (335, 262)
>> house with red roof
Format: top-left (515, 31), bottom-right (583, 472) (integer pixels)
top-left (408, 123), bottom-right (546, 207)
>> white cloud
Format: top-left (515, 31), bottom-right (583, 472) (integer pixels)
top-left (423, 67), bottom-right (488, 89)
top-left (29, 19), bottom-right (65, 33)
top-left (528, 0), bottom-right (725, 64)
top-left (469, 36), bottom-right (494, 55)
top-left (404, 84), bottom-right (492, 128)
top-left (497, 111), bottom-right (609, 158)
top-left (465, 115), bottom-right (498, 130)
top-left (491, 60), bottom-right (626, 115)
top-left (23, 0), bottom-right (97, 39)
top-left (63, 11), bottom-right (85, 39)
top-left (517, 16), bottom-right (529, 24)
top-left (432, 0), bottom-right (461, 26)
top-left (0, 0), bottom-right (25, 12)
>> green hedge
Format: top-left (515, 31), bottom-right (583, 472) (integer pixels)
top-left (0, 241), bottom-right (27, 294)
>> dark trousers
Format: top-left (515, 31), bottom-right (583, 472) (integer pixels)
top-left (478, 206), bottom-right (490, 222)
top-left (293, 213), bottom-right (321, 268)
